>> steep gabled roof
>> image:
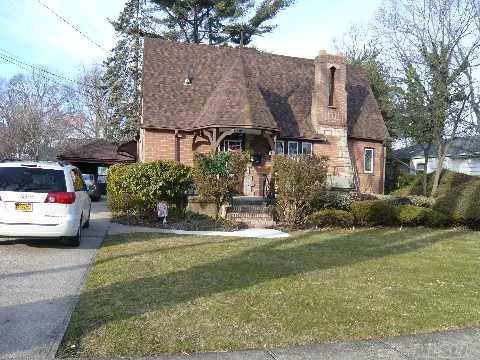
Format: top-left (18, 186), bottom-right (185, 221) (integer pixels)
top-left (197, 55), bottom-right (278, 130)
top-left (142, 38), bottom-right (387, 141)
top-left (347, 64), bottom-right (389, 140)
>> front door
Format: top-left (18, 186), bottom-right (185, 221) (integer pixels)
top-left (243, 164), bottom-right (256, 196)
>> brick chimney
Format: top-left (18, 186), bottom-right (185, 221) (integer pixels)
top-left (311, 50), bottom-right (354, 190)
top-left (311, 50), bottom-right (347, 132)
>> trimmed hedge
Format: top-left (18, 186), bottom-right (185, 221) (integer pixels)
top-left (309, 209), bottom-right (354, 228)
top-left (351, 200), bottom-right (399, 226)
top-left (107, 160), bottom-right (194, 217)
top-left (398, 205), bottom-right (450, 227)
top-left (393, 170), bottom-right (480, 227)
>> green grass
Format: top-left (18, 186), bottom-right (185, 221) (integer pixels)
top-left (58, 228), bottom-right (480, 357)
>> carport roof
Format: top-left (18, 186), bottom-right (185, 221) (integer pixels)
top-left (57, 139), bottom-right (136, 164)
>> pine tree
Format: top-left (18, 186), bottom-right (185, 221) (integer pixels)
top-left (150, 0), bottom-right (294, 46)
top-left (103, 0), bottom-right (157, 141)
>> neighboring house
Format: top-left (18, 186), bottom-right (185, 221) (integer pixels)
top-left (139, 39), bottom-right (389, 195)
top-left (58, 139), bottom-right (137, 193)
top-left (394, 137), bottom-right (480, 176)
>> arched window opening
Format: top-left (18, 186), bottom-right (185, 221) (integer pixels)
top-left (328, 66), bottom-right (336, 106)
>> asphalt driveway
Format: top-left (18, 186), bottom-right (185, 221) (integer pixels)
top-left (0, 199), bottom-right (110, 360)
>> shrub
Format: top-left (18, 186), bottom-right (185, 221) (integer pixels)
top-left (398, 205), bottom-right (450, 227)
top-left (398, 172), bottom-right (417, 188)
top-left (351, 200), bottom-right (399, 226)
top-left (408, 195), bottom-right (435, 208)
top-left (309, 209), bottom-right (354, 228)
top-left (107, 160), bottom-right (194, 217)
top-left (319, 191), bottom-right (361, 211)
top-left (394, 170), bottom-right (480, 227)
top-left (194, 151), bottom-right (249, 219)
top-left (373, 194), bottom-right (412, 205)
top-left (398, 205), bottom-right (428, 226)
top-left (374, 194), bottom-right (434, 207)
top-left (273, 154), bottom-right (328, 228)
top-left (424, 209), bottom-right (450, 227)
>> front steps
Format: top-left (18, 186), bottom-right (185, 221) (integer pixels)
top-left (225, 196), bottom-right (275, 228)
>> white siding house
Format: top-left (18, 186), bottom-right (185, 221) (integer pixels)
top-left (395, 137), bottom-right (480, 176)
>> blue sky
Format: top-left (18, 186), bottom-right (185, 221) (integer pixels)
top-left (0, 0), bottom-right (383, 81)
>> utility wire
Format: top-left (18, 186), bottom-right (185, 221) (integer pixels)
top-left (0, 49), bottom-right (75, 83)
top-left (36, 0), bottom-right (108, 52)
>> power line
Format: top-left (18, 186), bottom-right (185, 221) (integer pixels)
top-left (0, 49), bottom-right (75, 83)
top-left (36, 0), bottom-right (108, 52)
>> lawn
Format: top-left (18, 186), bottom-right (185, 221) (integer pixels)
top-left (59, 228), bottom-right (480, 357)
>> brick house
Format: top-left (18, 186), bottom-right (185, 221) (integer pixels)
top-left (139, 39), bottom-right (389, 196)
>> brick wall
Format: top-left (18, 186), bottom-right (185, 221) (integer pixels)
top-left (143, 129), bottom-right (176, 161)
top-left (348, 139), bottom-right (385, 194)
top-left (142, 129), bottom-right (211, 164)
top-left (142, 131), bottom-right (385, 195)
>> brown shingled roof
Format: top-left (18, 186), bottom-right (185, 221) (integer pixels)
top-left (142, 38), bottom-right (388, 141)
top-left (347, 64), bottom-right (389, 140)
top-left (58, 139), bottom-right (136, 164)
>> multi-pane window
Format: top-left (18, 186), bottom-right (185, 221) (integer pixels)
top-left (302, 142), bottom-right (312, 155)
top-left (276, 140), bottom-right (312, 156)
top-left (275, 140), bottom-right (285, 154)
top-left (222, 139), bottom-right (242, 152)
top-left (364, 148), bottom-right (374, 173)
top-left (288, 141), bottom-right (299, 156)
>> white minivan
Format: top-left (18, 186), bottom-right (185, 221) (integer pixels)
top-left (0, 161), bottom-right (91, 246)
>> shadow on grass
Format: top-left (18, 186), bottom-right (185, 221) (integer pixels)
top-left (96, 233), bottom-right (259, 266)
top-left (69, 228), bottom-right (466, 339)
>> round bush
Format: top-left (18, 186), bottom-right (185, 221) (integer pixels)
top-left (309, 209), bottom-right (354, 228)
top-left (424, 209), bottom-right (450, 227)
top-left (398, 205), bottom-right (428, 226)
top-left (107, 160), bottom-right (194, 216)
top-left (398, 205), bottom-right (450, 227)
top-left (351, 200), bottom-right (399, 226)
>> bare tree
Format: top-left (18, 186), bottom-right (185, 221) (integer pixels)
top-left (69, 65), bottom-right (112, 140)
top-left (0, 72), bottom-right (76, 160)
top-left (377, 0), bottom-right (480, 196)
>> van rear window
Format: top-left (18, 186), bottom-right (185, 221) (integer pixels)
top-left (0, 168), bottom-right (67, 192)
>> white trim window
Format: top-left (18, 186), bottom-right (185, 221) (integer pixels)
top-left (276, 140), bottom-right (285, 154)
top-left (288, 141), bottom-right (299, 156)
top-left (302, 142), bottom-right (312, 156)
top-left (222, 139), bottom-right (242, 152)
top-left (364, 148), bottom-right (374, 173)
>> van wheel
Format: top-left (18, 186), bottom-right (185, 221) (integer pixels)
top-left (67, 218), bottom-right (82, 247)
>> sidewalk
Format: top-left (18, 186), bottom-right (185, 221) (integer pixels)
top-left (67, 327), bottom-right (480, 359)
top-left (108, 223), bottom-right (290, 239)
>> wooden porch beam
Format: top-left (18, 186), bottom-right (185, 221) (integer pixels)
top-left (262, 131), bottom-right (276, 152)
top-left (215, 128), bottom-right (237, 150)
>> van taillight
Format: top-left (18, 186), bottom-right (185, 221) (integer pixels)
top-left (45, 192), bottom-right (76, 204)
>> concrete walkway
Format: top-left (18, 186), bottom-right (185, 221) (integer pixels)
top-left (68, 327), bottom-right (480, 359)
top-left (67, 328), bottom-right (480, 360)
top-left (109, 223), bottom-right (290, 238)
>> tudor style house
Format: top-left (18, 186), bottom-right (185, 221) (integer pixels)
top-left (139, 38), bottom-right (389, 196)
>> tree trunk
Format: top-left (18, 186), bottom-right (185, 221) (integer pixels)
top-left (430, 141), bottom-right (445, 197)
top-left (422, 144), bottom-right (431, 196)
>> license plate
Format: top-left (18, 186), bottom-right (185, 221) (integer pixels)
top-left (15, 202), bottom-right (33, 212)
